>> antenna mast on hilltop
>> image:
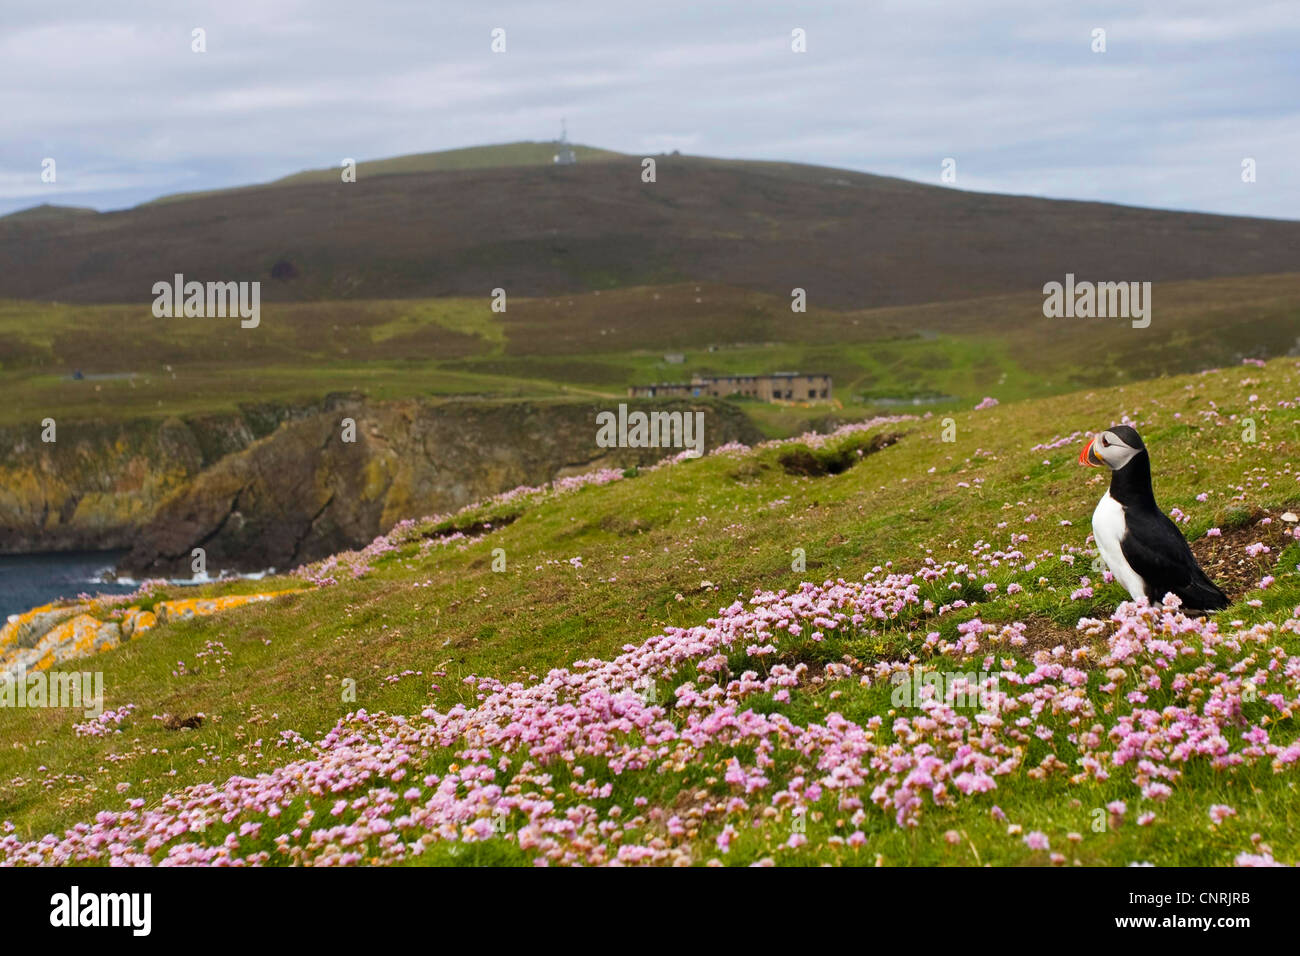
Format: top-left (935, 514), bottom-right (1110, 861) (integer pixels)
top-left (553, 119), bottom-right (577, 165)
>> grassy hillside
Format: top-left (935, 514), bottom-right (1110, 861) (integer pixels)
top-left (3, 150), bottom-right (1299, 306)
top-left (140, 141), bottom-right (627, 207)
top-left (270, 141), bottom-right (626, 186)
top-left (1, 357), bottom-right (1297, 865)
top-left (2, 273), bottom-right (1297, 431)
top-left (0, 204), bottom-right (98, 223)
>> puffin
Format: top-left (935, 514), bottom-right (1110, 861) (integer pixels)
top-left (1079, 425), bottom-right (1228, 611)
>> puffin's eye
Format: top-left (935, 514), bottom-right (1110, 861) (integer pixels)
top-left (1101, 437), bottom-right (1109, 448)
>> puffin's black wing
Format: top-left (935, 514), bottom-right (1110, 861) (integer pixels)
top-left (1119, 508), bottom-right (1229, 611)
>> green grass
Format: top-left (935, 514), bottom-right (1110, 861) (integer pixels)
top-left (141, 141), bottom-right (627, 206)
top-left (1, 356), bottom-right (1298, 865)
top-left (3, 271), bottom-right (1298, 433)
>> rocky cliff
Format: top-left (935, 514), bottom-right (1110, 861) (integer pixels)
top-left (0, 401), bottom-right (319, 554)
top-left (0, 396), bottom-right (761, 574)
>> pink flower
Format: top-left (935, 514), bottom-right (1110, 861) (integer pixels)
top-left (1142, 783), bottom-right (1173, 802)
top-left (716, 825), bottom-right (736, 853)
top-left (1024, 831), bottom-right (1050, 851)
top-left (1208, 804), bottom-right (1237, 825)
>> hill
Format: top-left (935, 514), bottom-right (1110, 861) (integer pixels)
top-left (138, 141), bottom-right (627, 207)
top-left (0, 203), bottom-right (98, 224)
top-left (0, 357), bottom-right (1297, 865)
top-left (2, 147), bottom-right (1298, 306)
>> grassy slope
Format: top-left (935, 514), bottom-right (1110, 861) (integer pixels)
top-left (2, 272), bottom-right (1297, 433)
top-left (140, 142), bottom-right (626, 206)
top-left (0, 205), bottom-right (98, 223)
top-left (1, 357), bottom-right (1297, 865)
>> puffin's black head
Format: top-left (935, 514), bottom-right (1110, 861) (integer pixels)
top-left (1079, 424), bottom-right (1146, 471)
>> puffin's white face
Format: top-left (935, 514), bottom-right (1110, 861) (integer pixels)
top-left (1079, 428), bottom-right (1143, 471)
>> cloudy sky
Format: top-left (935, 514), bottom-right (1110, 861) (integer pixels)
top-left (3, 0), bottom-right (1298, 218)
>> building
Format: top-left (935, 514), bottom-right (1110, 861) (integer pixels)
top-left (628, 373), bottom-right (832, 403)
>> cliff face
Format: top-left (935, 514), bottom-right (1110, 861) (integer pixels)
top-left (0, 397), bottom-right (761, 574)
top-left (0, 403), bottom-right (317, 553)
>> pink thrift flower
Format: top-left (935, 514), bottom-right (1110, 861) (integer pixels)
top-left (1024, 831), bottom-right (1050, 851)
top-left (1209, 804), bottom-right (1237, 825)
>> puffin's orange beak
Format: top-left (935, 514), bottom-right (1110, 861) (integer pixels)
top-left (1079, 437), bottom-right (1102, 467)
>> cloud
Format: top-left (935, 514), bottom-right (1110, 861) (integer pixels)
top-left (1, 0), bottom-right (1297, 218)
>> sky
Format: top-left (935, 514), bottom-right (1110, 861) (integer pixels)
top-left (3, 0), bottom-right (1298, 219)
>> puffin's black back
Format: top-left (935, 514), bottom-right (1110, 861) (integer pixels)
top-left (1117, 506), bottom-right (1230, 610)
top-left (1106, 429), bottom-right (1229, 611)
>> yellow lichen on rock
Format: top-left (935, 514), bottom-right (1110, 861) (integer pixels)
top-left (1, 589), bottom-right (300, 677)
top-left (1, 603), bottom-right (87, 651)
top-left (153, 590), bottom-right (296, 625)
top-left (121, 608), bottom-right (157, 639)
top-left (18, 614), bottom-right (107, 674)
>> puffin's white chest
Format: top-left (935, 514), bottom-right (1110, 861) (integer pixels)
top-left (1092, 492), bottom-right (1147, 601)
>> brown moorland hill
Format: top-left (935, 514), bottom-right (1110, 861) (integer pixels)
top-left (2, 151), bottom-right (1298, 308)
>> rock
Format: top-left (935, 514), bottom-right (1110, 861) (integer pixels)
top-left (2, 393), bottom-right (762, 574)
top-left (0, 402), bottom-right (319, 553)
top-left (92, 622), bottom-right (121, 653)
top-left (121, 608), bottom-right (157, 638)
top-left (120, 398), bottom-right (761, 574)
top-left (1282, 512), bottom-right (1298, 523)
top-left (0, 603), bottom-right (91, 652)
top-left (0, 592), bottom-right (292, 677)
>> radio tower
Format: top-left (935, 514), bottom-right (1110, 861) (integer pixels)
top-left (553, 119), bottom-right (577, 165)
